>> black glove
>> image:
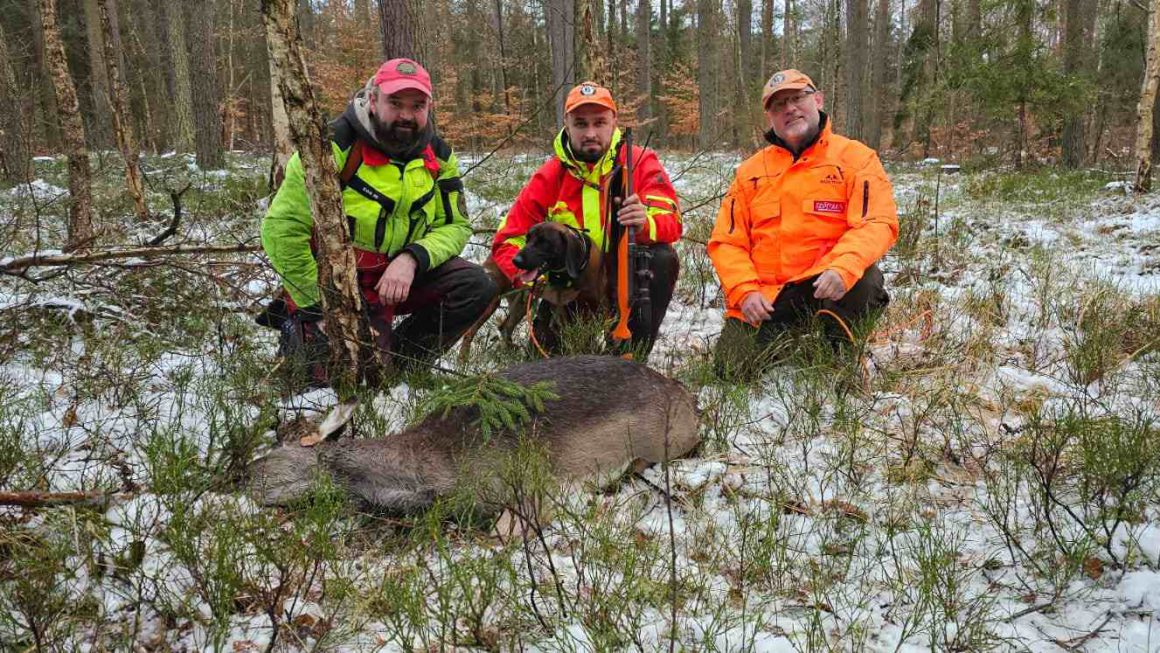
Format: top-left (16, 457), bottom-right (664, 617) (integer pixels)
top-left (296, 304), bottom-right (324, 323)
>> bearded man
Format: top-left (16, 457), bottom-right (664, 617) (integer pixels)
top-left (262, 58), bottom-right (495, 384)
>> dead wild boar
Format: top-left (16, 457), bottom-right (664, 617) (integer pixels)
top-left (248, 355), bottom-right (700, 516)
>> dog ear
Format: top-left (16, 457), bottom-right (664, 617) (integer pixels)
top-left (564, 230), bottom-right (585, 279)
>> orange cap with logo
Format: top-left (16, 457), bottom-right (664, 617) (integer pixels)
top-left (760, 69), bottom-right (816, 109)
top-left (565, 82), bottom-right (617, 114)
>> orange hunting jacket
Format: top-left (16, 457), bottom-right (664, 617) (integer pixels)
top-left (708, 116), bottom-right (898, 321)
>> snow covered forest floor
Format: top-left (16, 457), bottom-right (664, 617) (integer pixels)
top-left (1, 150), bottom-right (1159, 652)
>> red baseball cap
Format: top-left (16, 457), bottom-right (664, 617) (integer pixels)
top-left (373, 58), bottom-right (432, 98)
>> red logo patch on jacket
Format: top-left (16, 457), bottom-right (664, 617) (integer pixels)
top-left (813, 200), bottom-right (846, 214)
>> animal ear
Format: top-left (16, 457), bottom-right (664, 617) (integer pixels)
top-left (564, 232), bottom-right (585, 279)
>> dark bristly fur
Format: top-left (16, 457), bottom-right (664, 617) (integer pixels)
top-left (248, 355), bottom-right (699, 515)
top-left (458, 223), bottom-right (605, 361)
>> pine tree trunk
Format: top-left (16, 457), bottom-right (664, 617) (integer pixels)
top-left (1061, 0), bottom-right (1087, 168)
top-left (0, 23), bottom-right (33, 184)
top-left (761, 0), bottom-right (772, 81)
top-left (548, 0), bottom-right (576, 126)
top-left (844, 0), bottom-right (868, 140)
top-left (495, 0), bottom-right (512, 118)
top-left (696, 0), bottom-right (718, 149)
top-left (578, 0), bottom-right (605, 82)
top-left (636, 0), bottom-right (652, 124)
top-left (97, 0), bottom-right (148, 221)
top-left (735, 0), bottom-right (753, 145)
top-left (1134, 0), bottom-right (1160, 192)
top-left (783, 0), bottom-right (794, 67)
top-left (261, 0), bottom-right (376, 391)
top-left (190, 0), bottom-right (224, 169)
top-left (966, 0), bottom-right (981, 39)
top-left (379, 0), bottom-right (420, 60)
top-left (162, 0), bottom-right (195, 152)
top-left (39, 0), bottom-right (94, 251)
top-left (866, 0), bottom-right (890, 150)
top-left (130, 0), bottom-right (168, 152)
top-left (31, 8), bottom-right (63, 152)
top-left (223, 0), bottom-right (237, 150)
top-left (83, 0), bottom-right (114, 149)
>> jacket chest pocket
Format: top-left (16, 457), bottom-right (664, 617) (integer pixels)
top-left (403, 185), bottom-right (438, 244)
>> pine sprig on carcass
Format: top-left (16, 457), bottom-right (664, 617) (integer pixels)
top-left (418, 374), bottom-right (559, 441)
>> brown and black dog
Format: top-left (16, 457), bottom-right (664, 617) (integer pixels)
top-left (460, 222), bottom-right (605, 361)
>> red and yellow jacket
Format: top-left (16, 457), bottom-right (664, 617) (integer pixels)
top-left (708, 116), bottom-right (898, 321)
top-left (492, 128), bottom-right (682, 282)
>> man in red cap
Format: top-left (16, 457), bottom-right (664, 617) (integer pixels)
top-left (262, 59), bottom-right (495, 385)
top-left (708, 69), bottom-right (899, 378)
top-left (491, 82), bottom-right (683, 358)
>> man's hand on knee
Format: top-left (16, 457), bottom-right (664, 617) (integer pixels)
top-left (740, 290), bottom-right (774, 324)
top-left (377, 253), bottom-right (418, 305)
top-left (812, 270), bottom-right (847, 301)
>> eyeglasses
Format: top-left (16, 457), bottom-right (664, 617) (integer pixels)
top-left (767, 90), bottom-right (816, 114)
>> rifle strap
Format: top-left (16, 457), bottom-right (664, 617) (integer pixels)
top-left (339, 140), bottom-right (365, 189)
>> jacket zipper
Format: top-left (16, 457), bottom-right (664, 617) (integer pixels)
top-left (861, 180), bottom-right (870, 219)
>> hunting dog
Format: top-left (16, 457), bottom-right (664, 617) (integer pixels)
top-left (459, 222), bottom-right (605, 361)
top-left (248, 355), bottom-right (699, 520)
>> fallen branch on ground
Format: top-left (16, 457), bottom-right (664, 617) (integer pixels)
top-left (0, 243), bottom-right (262, 273)
top-left (0, 490), bottom-right (136, 508)
top-left (146, 183), bottom-right (193, 246)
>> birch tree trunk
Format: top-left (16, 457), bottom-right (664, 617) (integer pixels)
top-left (1134, 0), bottom-right (1160, 192)
top-left (39, 0), bottom-right (94, 252)
top-left (97, 0), bottom-right (148, 221)
top-left (0, 23), bottom-right (33, 184)
top-left (261, 0), bottom-right (376, 391)
top-left (267, 45), bottom-right (294, 188)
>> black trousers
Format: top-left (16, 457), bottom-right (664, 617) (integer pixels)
top-left (714, 264), bottom-right (888, 378)
top-left (379, 256), bottom-right (498, 371)
top-left (275, 256), bottom-right (497, 385)
top-left (532, 244), bottom-right (679, 359)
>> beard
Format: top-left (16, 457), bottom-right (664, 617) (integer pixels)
top-left (570, 138), bottom-right (606, 163)
top-left (373, 118), bottom-right (421, 148)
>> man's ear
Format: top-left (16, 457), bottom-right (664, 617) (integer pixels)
top-left (563, 231), bottom-right (585, 279)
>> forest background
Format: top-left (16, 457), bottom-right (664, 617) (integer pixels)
top-left (2, 0), bottom-right (1158, 183)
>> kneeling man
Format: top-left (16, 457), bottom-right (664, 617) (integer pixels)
top-left (709, 69), bottom-right (898, 377)
top-left (492, 82), bottom-right (682, 357)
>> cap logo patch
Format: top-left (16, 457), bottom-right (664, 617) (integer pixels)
top-left (580, 84), bottom-right (597, 96)
top-left (770, 73), bottom-right (786, 86)
top-left (397, 61), bottom-right (417, 75)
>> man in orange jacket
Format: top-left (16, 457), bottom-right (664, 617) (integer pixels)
top-left (708, 69), bottom-right (898, 376)
top-left (492, 82), bottom-right (682, 356)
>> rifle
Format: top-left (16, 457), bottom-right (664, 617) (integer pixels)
top-left (609, 129), bottom-right (655, 358)
top-left (610, 129), bottom-right (635, 346)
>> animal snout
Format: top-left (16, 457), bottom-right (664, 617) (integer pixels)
top-left (513, 248), bottom-right (540, 270)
